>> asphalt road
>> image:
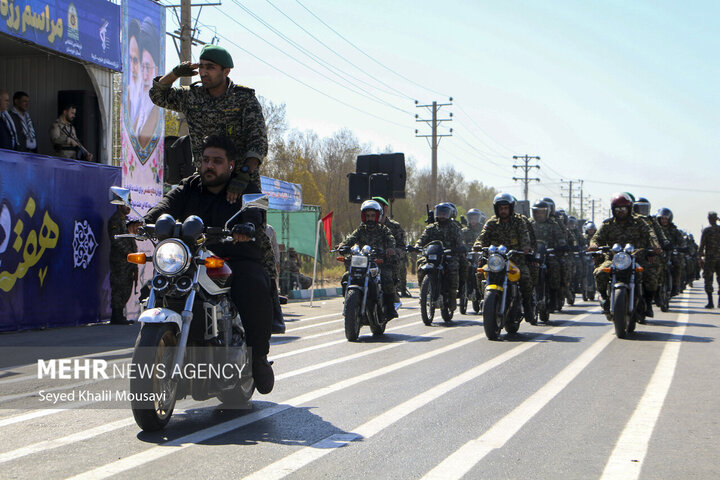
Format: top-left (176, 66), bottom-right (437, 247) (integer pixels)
top-left (0, 286), bottom-right (718, 479)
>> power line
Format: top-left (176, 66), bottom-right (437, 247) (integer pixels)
top-left (584, 179), bottom-right (717, 193)
top-left (294, 0), bottom-right (450, 98)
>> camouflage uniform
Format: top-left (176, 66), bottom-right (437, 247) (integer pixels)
top-left (339, 224), bottom-right (396, 295)
top-left (661, 222), bottom-right (686, 293)
top-left (383, 217), bottom-right (407, 293)
top-left (699, 224), bottom-right (720, 294)
top-left (530, 216), bottom-right (565, 290)
top-left (461, 224), bottom-right (483, 247)
top-left (559, 221), bottom-right (578, 295)
top-left (474, 215), bottom-right (532, 301)
top-left (516, 214), bottom-right (537, 289)
top-left (149, 78), bottom-right (268, 196)
top-left (108, 209), bottom-right (138, 311)
top-left (590, 215), bottom-right (659, 295)
top-left (415, 221), bottom-right (465, 297)
top-left (637, 214), bottom-right (667, 294)
top-left (452, 219), bottom-right (468, 294)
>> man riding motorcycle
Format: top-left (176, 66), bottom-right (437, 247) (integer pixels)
top-left (337, 200), bottom-right (398, 319)
top-left (530, 200), bottom-right (567, 309)
top-left (657, 207), bottom-right (687, 296)
top-left (462, 209), bottom-right (486, 246)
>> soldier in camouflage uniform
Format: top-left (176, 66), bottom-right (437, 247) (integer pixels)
top-left (589, 193), bottom-right (660, 320)
top-left (555, 209), bottom-right (578, 303)
top-left (108, 204), bottom-right (138, 324)
top-left (633, 197), bottom-right (668, 315)
top-left (530, 200), bottom-right (567, 309)
top-left (373, 197), bottom-right (410, 298)
top-left (416, 203), bottom-right (466, 309)
top-left (475, 194), bottom-right (533, 323)
top-left (446, 203), bottom-right (469, 302)
top-left (461, 209), bottom-right (486, 246)
top-left (685, 232), bottom-right (698, 288)
top-left (338, 200), bottom-right (398, 318)
top-left (657, 207), bottom-right (686, 296)
top-left (698, 211), bottom-right (720, 308)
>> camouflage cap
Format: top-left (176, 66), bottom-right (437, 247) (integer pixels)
top-left (200, 44), bottom-right (234, 68)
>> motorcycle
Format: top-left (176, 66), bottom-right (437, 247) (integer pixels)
top-left (533, 242), bottom-right (556, 324)
top-left (410, 241), bottom-right (455, 325)
top-left (477, 245), bottom-right (524, 340)
top-left (597, 243), bottom-right (646, 339)
top-left (459, 250), bottom-right (483, 315)
top-left (656, 247), bottom-right (687, 312)
top-left (582, 251), bottom-right (597, 301)
top-left (110, 186), bottom-right (267, 431)
top-left (336, 245), bottom-right (391, 341)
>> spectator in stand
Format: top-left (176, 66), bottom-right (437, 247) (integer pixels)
top-left (0, 89), bottom-right (19, 150)
top-left (9, 91), bottom-right (38, 153)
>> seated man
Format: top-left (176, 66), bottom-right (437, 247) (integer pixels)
top-left (336, 200), bottom-right (398, 319)
top-left (129, 134), bottom-right (274, 394)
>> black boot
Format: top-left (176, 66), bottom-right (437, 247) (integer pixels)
top-left (523, 297), bottom-right (534, 323)
top-left (252, 355), bottom-right (275, 394)
top-left (384, 294), bottom-right (399, 319)
top-left (644, 292), bottom-right (654, 319)
top-left (110, 308), bottom-right (134, 325)
top-left (705, 292), bottom-right (714, 309)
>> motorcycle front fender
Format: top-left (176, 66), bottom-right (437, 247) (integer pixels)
top-left (138, 307), bottom-right (183, 331)
top-left (486, 284), bottom-right (504, 292)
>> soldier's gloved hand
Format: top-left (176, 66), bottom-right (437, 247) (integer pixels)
top-left (226, 170), bottom-right (252, 204)
top-left (172, 62), bottom-right (199, 77)
top-left (232, 222), bottom-right (255, 242)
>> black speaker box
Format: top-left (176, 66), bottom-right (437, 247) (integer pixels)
top-left (355, 153), bottom-right (406, 199)
top-left (369, 173), bottom-right (392, 199)
top-left (348, 172), bottom-right (369, 203)
top-left (57, 90), bottom-right (100, 161)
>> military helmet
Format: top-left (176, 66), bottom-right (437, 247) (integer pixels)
top-left (493, 193), bottom-right (515, 216)
top-left (434, 203), bottom-right (452, 223)
top-left (657, 207), bottom-right (673, 223)
top-left (568, 215), bottom-right (577, 227)
top-left (466, 208), bottom-right (485, 225)
top-left (610, 193), bottom-right (633, 218)
top-left (623, 192), bottom-right (636, 204)
top-left (360, 200), bottom-right (383, 223)
top-left (446, 202), bottom-right (458, 219)
top-left (633, 197), bottom-right (651, 216)
top-left (531, 200), bottom-right (549, 221)
top-left (556, 208), bottom-right (568, 225)
top-left (541, 197), bottom-right (556, 216)
top-left (583, 221), bottom-right (597, 235)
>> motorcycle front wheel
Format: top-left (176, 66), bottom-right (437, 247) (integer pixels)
top-left (613, 288), bottom-right (630, 339)
top-left (130, 323), bottom-right (179, 431)
top-left (370, 302), bottom-right (387, 336)
top-left (344, 290), bottom-right (362, 342)
top-left (420, 277), bottom-right (436, 325)
top-left (458, 283), bottom-right (468, 315)
top-left (483, 290), bottom-right (503, 340)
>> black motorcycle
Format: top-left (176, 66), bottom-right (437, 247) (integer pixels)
top-left (656, 247), bottom-right (687, 312)
top-left (336, 245), bottom-right (391, 341)
top-left (582, 251), bottom-right (597, 301)
top-left (533, 242), bottom-right (556, 324)
top-left (109, 187), bottom-right (266, 431)
top-left (597, 244), bottom-right (646, 339)
top-left (478, 245), bottom-right (524, 340)
top-left (459, 250), bottom-right (483, 315)
top-left (410, 241), bottom-right (455, 325)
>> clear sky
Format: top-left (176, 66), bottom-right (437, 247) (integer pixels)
top-left (160, 0), bottom-right (719, 237)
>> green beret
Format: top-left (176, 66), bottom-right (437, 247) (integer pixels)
top-left (199, 44), bottom-right (233, 68)
top-left (372, 196), bottom-right (389, 207)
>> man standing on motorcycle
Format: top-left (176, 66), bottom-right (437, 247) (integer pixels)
top-left (475, 194), bottom-right (533, 323)
top-left (657, 208), bottom-right (686, 296)
top-left (698, 211), bottom-right (720, 308)
top-left (128, 134), bottom-right (275, 394)
top-left (415, 203), bottom-right (466, 311)
top-left (372, 197), bottom-right (411, 298)
top-left (530, 200), bottom-right (567, 310)
top-left (337, 200), bottom-right (399, 319)
top-left (589, 193), bottom-right (660, 318)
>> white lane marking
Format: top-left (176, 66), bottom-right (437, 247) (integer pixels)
top-left (421, 327), bottom-right (614, 480)
top-left (600, 298), bottom-right (690, 480)
top-left (283, 300), bottom-right (421, 334)
top-left (241, 316), bottom-right (590, 480)
top-left (65, 329), bottom-right (493, 480)
top-left (0, 408), bottom-right (78, 428)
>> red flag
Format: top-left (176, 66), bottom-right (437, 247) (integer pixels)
top-left (321, 211), bottom-right (333, 250)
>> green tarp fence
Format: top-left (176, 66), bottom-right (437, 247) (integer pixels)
top-left (267, 205), bottom-right (322, 259)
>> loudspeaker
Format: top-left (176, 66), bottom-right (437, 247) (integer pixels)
top-left (369, 173), bottom-right (392, 199)
top-left (348, 172), bottom-right (369, 203)
top-left (355, 153), bottom-right (406, 199)
top-left (164, 135), bottom-right (194, 184)
top-left (57, 90), bottom-right (100, 161)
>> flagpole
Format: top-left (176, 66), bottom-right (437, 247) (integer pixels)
top-left (309, 218), bottom-right (322, 307)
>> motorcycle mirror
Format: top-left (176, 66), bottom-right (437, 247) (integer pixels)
top-left (109, 186), bottom-right (146, 224)
top-left (224, 194), bottom-right (270, 230)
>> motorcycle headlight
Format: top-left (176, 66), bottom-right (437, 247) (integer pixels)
top-left (624, 243), bottom-right (634, 253)
top-left (351, 245), bottom-right (361, 255)
top-left (361, 245), bottom-right (373, 255)
top-left (486, 254), bottom-right (505, 272)
top-left (153, 239), bottom-right (191, 276)
top-left (498, 245), bottom-right (508, 255)
top-left (351, 255), bottom-right (369, 268)
top-left (612, 252), bottom-right (632, 270)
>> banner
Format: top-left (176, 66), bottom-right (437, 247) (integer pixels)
top-left (0, 151), bottom-right (121, 331)
top-left (120, 0), bottom-right (164, 318)
top-left (0, 0), bottom-right (122, 71)
top-left (261, 176), bottom-right (302, 212)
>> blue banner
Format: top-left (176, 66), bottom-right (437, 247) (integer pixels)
top-left (0, 150), bottom-right (122, 331)
top-left (0, 0), bottom-right (122, 71)
top-left (261, 176), bottom-right (303, 212)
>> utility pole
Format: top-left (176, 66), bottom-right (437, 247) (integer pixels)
top-left (512, 155), bottom-right (540, 202)
top-left (578, 180), bottom-right (584, 218)
top-left (560, 179), bottom-right (574, 214)
top-left (415, 99), bottom-right (453, 206)
top-left (591, 198), bottom-right (595, 223)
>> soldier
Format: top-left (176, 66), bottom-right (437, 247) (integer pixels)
top-left (415, 203), bottom-right (466, 310)
top-left (530, 200), bottom-right (567, 310)
top-left (337, 200), bottom-right (398, 318)
top-left (657, 207), bottom-right (686, 296)
top-left (475, 194), bottom-right (533, 323)
top-left (555, 208), bottom-right (577, 303)
top-left (447, 202), bottom-right (469, 303)
top-left (283, 248), bottom-right (312, 290)
top-left (699, 211), bottom-right (720, 308)
top-left (373, 197), bottom-right (410, 298)
top-left (589, 193), bottom-right (660, 320)
top-left (633, 197), bottom-right (668, 315)
top-left (107, 202), bottom-right (138, 325)
top-left (462, 209), bottom-right (486, 246)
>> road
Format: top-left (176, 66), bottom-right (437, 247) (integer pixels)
top-left (0, 286), bottom-right (718, 479)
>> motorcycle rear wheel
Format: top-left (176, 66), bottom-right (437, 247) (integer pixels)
top-left (420, 277), bottom-right (436, 325)
top-left (344, 290), bottom-right (362, 342)
top-left (130, 323), bottom-right (179, 431)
